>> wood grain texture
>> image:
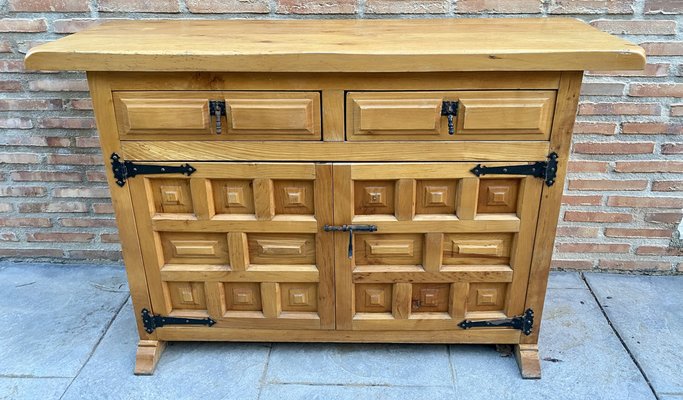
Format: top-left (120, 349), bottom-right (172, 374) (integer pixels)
top-left (134, 340), bottom-right (166, 375)
top-left (25, 19), bottom-right (645, 72)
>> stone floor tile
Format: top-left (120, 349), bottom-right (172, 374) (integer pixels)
top-left (258, 383), bottom-right (456, 400)
top-left (546, 272), bottom-right (586, 289)
top-left (0, 377), bottom-right (70, 400)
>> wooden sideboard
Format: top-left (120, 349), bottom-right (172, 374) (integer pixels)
top-left (25, 18), bottom-right (644, 378)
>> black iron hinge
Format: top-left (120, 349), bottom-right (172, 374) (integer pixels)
top-left (110, 153), bottom-right (196, 187)
top-left (209, 100), bottom-right (227, 134)
top-left (470, 152), bottom-right (559, 187)
top-left (141, 308), bottom-right (216, 334)
top-left (458, 308), bottom-right (534, 336)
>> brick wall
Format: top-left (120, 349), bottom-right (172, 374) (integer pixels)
top-left (0, 0), bottom-right (681, 273)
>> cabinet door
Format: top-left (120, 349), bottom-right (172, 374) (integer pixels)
top-left (333, 163), bottom-right (542, 332)
top-left (129, 162), bottom-right (334, 331)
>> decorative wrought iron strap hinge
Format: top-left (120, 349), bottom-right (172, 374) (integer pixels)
top-left (441, 101), bottom-right (458, 135)
top-left (470, 152), bottom-right (559, 187)
top-left (141, 308), bottom-right (216, 334)
top-left (209, 100), bottom-right (227, 134)
top-left (110, 153), bottom-right (196, 187)
top-left (458, 308), bottom-right (534, 336)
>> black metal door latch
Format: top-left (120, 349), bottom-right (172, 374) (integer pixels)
top-left (323, 224), bottom-right (378, 259)
top-left (111, 153), bottom-right (196, 187)
top-left (209, 100), bottom-right (227, 134)
top-left (458, 308), bottom-right (534, 336)
top-left (470, 152), bottom-right (559, 187)
top-left (141, 308), bottom-right (216, 334)
top-left (441, 101), bottom-right (458, 135)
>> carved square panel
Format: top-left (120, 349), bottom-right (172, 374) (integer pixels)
top-left (467, 283), bottom-right (508, 312)
top-left (225, 282), bottom-right (262, 311)
top-left (280, 283), bottom-right (318, 312)
top-left (354, 233), bottom-right (423, 266)
top-left (416, 179), bottom-right (457, 215)
top-left (477, 179), bottom-right (519, 214)
top-left (273, 180), bottom-right (314, 215)
top-left (354, 180), bottom-right (396, 215)
top-left (167, 281), bottom-right (207, 311)
top-left (150, 178), bottom-right (194, 214)
top-left (411, 283), bottom-right (449, 312)
top-left (212, 180), bottom-right (255, 215)
top-left (159, 232), bottom-right (229, 265)
top-left (248, 233), bottom-right (316, 265)
top-left (355, 283), bottom-right (392, 313)
top-left (443, 233), bottom-right (511, 266)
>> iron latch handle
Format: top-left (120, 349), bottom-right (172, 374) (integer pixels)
top-left (441, 101), bottom-right (458, 135)
top-left (209, 100), bottom-right (227, 134)
top-left (323, 224), bottom-right (378, 259)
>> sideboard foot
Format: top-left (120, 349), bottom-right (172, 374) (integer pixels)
top-left (514, 344), bottom-right (541, 379)
top-left (134, 340), bottom-right (166, 375)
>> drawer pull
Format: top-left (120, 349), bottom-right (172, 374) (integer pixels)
top-left (323, 224), bottom-right (378, 259)
top-left (441, 101), bottom-right (458, 135)
top-left (209, 100), bottom-right (227, 134)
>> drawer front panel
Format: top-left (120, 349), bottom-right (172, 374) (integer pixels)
top-left (346, 91), bottom-right (556, 141)
top-left (333, 163), bottom-right (543, 331)
top-left (114, 91), bottom-right (321, 140)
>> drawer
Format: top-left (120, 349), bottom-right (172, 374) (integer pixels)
top-left (346, 91), bottom-right (556, 141)
top-left (113, 91), bottom-right (321, 140)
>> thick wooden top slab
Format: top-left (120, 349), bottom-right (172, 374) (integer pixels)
top-left (25, 18), bottom-right (645, 72)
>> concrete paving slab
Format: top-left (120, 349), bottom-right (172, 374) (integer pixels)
top-left (0, 377), bottom-right (70, 400)
top-left (61, 299), bottom-right (270, 400)
top-left (449, 286), bottom-right (655, 400)
top-left (0, 263), bottom-right (129, 378)
top-left (585, 273), bottom-right (683, 396)
top-left (259, 383), bottom-right (456, 400)
top-left (546, 272), bottom-right (586, 289)
top-left (266, 342), bottom-right (453, 387)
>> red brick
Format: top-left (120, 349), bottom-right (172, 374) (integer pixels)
top-left (68, 249), bottom-right (121, 260)
top-left (636, 246), bottom-right (683, 256)
top-left (561, 195), bottom-right (602, 206)
top-left (75, 137), bottom-right (100, 148)
top-left (679, 263), bottom-right (683, 273)
top-left (662, 143), bottom-right (683, 154)
top-left (671, 104), bottom-right (683, 116)
top-left (367, 0), bottom-right (448, 13)
top-left (277, 0), bottom-right (354, 13)
top-left (549, 0), bottom-right (634, 13)
top-left (644, 0), bottom-right (683, 13)
top-left (556, 226), bottom-right (600, 238)
top-left (28, 79), bottom-right (89, 92)
top-left (564, 211), bottom-right (632, 223)
top-left (605, 228), bottom-right (673, 238)
top-left (27, 232), bottom-right (94, 242)
top-left (100, 233), bottom-right (119, 243)
top-left (644, 212), bottom-right (682, 224)
top-left (573, 121), bottom-right (617, 135)
top-left (652, 180), bottom-right (683, 191)
top-left (11, 171), bottom-right (82, 182)
top-left (0, 217), bottom-right (51, 227)
top-left (8, 0), bottom-right (90, 12)
top-left (38, 117), bottom-right (96, 129)
top-left (0, 18), bottom-right (47, 32)
top-left (614, 161), bottom-right (683, 173)
top-left (0, 186), bottom-right (46, 197)
top-left (455, 0), bottom-right (541, 12)
top-left (0, 249), bottom-right (64, 258)
top-left (580, 82), bottom-right (625, 95)
top-left (641, 41), bottom-right (683, 56)
top-left (573, 142), bottom-right (654, 155)
top-left (18, 201), bottom-right (88, 213)
top-left (550, 260), bottom-right (594, 270)
top-left (66, 98), bottom-right (92, 110)
top-left (52, 19), bottom-right (106, 34)
top-left (630, 84), bottom-right (683, 97)
top-left (568, 179), bottom-right (647, 191)
top-left (622, 122), bottom-right (683, 135)
top-left (607, 196), bottom-right (683, 208)
top-left (86, 171), bottom-right (107, 182)
top-left (53, 187), bottom-right (110, 198)
top-left (0, 99), bottom-right (64, 111)
top-left (47, 154), bottom-right (102, 165)
top-left (567, 161), bottom-right (608, 173)
top-left (579, 102), bottom-right (660, 116)
top-left (99, 0), bottom-right (179, 12)
top-left (59, 218), bottom-right (116, 227)
top-left (0, 233), bottom-right (18, 241)
top-left (0, 60), bottom-right (24, 73)
top-left (93, 203), bottom-right (114, 214)
top-left (187, 0), bottom-right (269, 13)
top-left (587, 63), bottom-right (669, 77)
top-left (0, 136), bottom-right (70, 147)
top-left (0, 152), bottom-right (40, 163)
top-left (556, 243), bottom-right (630, 253)
top-left (0, 41), bottom-right (11, 52)
top-left (591, 19), bottom-right (677, 35)
top-left (0, 81), bottom-right (22, 92)
top-left (598, 260), bottom-right (671, 272)
top-left (0, 203), bottom-right (12, 212)
top-left (0, 118), bottom-right (33, 129)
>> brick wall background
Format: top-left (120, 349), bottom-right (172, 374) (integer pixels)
top-left (0, 0), bottom-right (681, 273)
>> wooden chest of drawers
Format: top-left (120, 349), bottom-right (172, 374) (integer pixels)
top-left (26, 18), bottom-right (644, 378)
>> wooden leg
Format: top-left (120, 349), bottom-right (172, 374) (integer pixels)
top-left (514, 343), bottom-right (541, 379)
top-left (134, 340), bottom-right (166, 375)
